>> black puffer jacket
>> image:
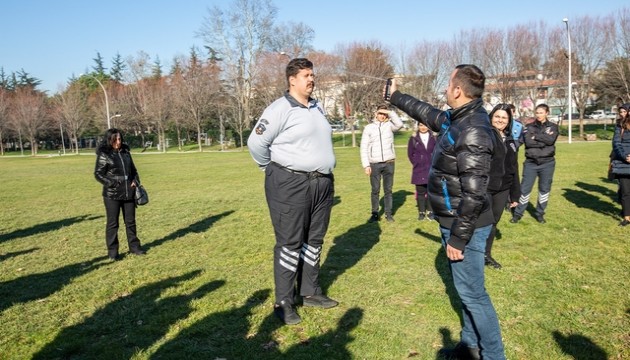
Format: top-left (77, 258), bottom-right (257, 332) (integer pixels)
top-left (94, 144), bottom-right (139, 200)
top-left (523, 120), bottom-right (559, 164)
top-left (390, 92), bottom-right (496, 250)
top-left (496, 137), bottom-right (521, 202)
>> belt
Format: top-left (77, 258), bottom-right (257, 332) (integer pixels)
top-left (372, 159), bottom-right (395, 164)
top-left (112, 175), bottom-right (128, 181)
top-left (270, 162), bottom-right (332, 179)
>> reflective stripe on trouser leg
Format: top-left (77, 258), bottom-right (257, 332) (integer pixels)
top-left (266, 166), bottom-right (309, 304)
top-left (535, 160), bottom-right (555, 215)
top-left (299, 176), bottom-right (333, 297)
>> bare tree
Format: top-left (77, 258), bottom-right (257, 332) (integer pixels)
top-left (567, 14), bottom-right (615, 137)
top-left (10, 87), bottom-right (47, 155)
top-left (268, 21), bottom-right (315, 58)
top-left (54, 82), bottom-right (91, 153)
top-left (171, 48), bottom-right (220, 152)
top-left (198, 0), bottom-right (278, 149)
top-left (0, 88), bottom-right (10, 155)
top-left (405, 40), bottom-right (455, 107)
top-left (339, 41), bottom-right (394, 147)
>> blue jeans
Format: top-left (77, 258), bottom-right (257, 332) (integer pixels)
top-left (440, 225), bottom-right (505, 360)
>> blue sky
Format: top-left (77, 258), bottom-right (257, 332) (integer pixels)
top-left (1, 0), bottom-right (627, 93)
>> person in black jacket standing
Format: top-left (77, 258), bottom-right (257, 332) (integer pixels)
top-left (94, 128), bottom-right (146, 260)
top-left (388, 65), bottom-right (506, 360)
top-left (510, 104), bottom-right (559, 224)
top-left (485, 104), bottom-right (521, 269)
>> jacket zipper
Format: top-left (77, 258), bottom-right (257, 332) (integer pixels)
top-left (117, 152), bottom-right (128, 198)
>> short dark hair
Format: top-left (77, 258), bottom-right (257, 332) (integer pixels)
top-left (489, 103), bottom-right (513, 136)
top-left (453, 64), bottom-right (485, 99)
top-left (508, 104), bottom-right (517, 114)
top-left (377, 104), bottom-right (389, 111)
top-left (286, 58), bottom-right (313, 87)
top-left (535, 103), bottom-right (550, 113)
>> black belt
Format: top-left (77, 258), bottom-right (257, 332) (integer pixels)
top-left (270, 162), bottom-right (332, 179)
top-left (112, 175), bottom-right (129, 181)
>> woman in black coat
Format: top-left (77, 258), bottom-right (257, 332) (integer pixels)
top-left (612, 106), bottom-right (630, 226)
top-left (485, 104), bottom-right (521, 269)
top-left (94, 128), bottom-right (145, 260)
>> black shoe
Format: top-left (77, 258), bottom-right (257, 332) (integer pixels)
top-left (274, 300), bottom-right (301, 325)
top-left (303, 294), bottom-right (339, 309)
top-left (619, 219), bottom-right (630, 227)
top-left (130, 249), bottom-right (146, 256)
top-left (510, 215), bottom-right (521, 223)
top-left (368, 213), bottom-right (379, 223)
top-left (418, 212), bottom-right (426, 221)
top-left (385, 215), bottom-right (395, 222)
top-left (427, 212), bottom-right (435, 221)
top-left (535, 213), bottom-right (546, 224)
top-left (109, 254), bottom-right (120, 261)
top-left (438, 342), bottom-right (480, 360)
top-left (485, 256), bottom-right (502, 269)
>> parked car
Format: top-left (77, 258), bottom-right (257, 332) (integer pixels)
top-left (590, 110), bottom-right (608, 119)
top-left (330, 124), bottom-right (344, 132)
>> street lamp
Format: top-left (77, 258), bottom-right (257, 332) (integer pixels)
top-left (563, 18), bottom-right (572, 144)
top-left (81, 73), bottom-right (112, 129)
top-left (109, 113), bottom-right (122, 127)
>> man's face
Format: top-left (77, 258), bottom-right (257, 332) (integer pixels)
top-left (445, 69), bottom-right (459, 108)
top-left (376, 110), bottom-right (389, 122)
top-left (289, 68), bottom-right (315, 98)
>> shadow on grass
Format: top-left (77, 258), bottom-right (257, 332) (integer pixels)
top-left (552, 330), bottom-right (608, 360)
top-left (281, 307), bottom-right (363, 360)
top-left (0, 247), bottom-right (39, 262)
top-left (0, 255), bottom-right (111, 314)
top-left (151, 290), bottom-right (362, 360)
top-left (0, 214), bottom-right (102, 244)
top-left (144, 210), bottom-right (235, 251)
top-left (562, 188), bottom-right (619, 219)
top-left (415, 229), bottom-right (462, 325)
top-left (576, 180), bottom-right (619, 203)
top-left (378, 189), bottom-right (413, 216)
top-left (150, 288), bottom-right (273, 359)
top-left (33, 270), bottom-right (223, 360)
top-left (320, 222), bottom-right (381, 293)
top-left (435, 327), bottom-right (457, 359)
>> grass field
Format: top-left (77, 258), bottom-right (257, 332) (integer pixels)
top-left (0, 136), bottom-right (628, 359)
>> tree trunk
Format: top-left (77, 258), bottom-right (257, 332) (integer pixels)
top-left (197, 122), bottom-right (203, 152)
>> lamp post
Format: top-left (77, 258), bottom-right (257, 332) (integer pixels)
top-left (109, 113), bottom-right (122, 127)
top-left (563, 18), bottom-right (572, 144)
top-left (82, 73), bottom-right (112, 129)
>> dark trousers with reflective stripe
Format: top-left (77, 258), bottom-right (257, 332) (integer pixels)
top-left (265, 164), bottom-right (334, 304)
top-left (514, 159), bottom-right (555, 217)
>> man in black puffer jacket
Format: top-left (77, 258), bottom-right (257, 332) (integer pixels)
top-left (388, 65), bottom-right (506, 360)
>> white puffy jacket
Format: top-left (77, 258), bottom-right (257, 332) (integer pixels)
top-left (360, 110), bottom-right (403, 167)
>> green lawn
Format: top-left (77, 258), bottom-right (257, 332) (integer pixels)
top-left (0, 139), bottom-right (628, 359)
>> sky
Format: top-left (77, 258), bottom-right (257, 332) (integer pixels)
top-left (1, 0), bottom-right (627, 94)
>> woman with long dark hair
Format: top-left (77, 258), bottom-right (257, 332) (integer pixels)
top-left (485, 104), bottom-right (521, 269)
top-left (94, 128), bottom-right (145, 260)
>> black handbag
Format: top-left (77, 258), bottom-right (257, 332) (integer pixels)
top-left (135, 184), bottom-right (149, 206)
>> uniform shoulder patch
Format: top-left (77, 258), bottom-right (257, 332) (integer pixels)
top-left (255, 119), bottom-right (269, 135)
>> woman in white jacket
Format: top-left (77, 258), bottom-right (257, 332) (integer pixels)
top-left (360, 105), bottom-right (404, 222)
